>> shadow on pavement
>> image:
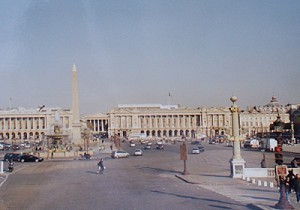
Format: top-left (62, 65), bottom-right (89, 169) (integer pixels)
top-left (195, 173), bottom-right (230, 178)
top-left (139, 166), bottom-right (181, 174)
top-left (86, 170), bottom-right (100, 175)
top-left (150, 190), bottom-right (248, 209)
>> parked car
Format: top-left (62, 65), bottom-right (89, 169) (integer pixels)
top-left (19, 154), bottom-right (44, 162)
top-left (111, 151), bottom-right (130, 158)
top-left (156, 144), bottom-right (164, 150)
top-left (192, 148), bottom-right (200, 154)
top-left (134, 149), bottom-right (143, 156)
top-left (144, 145), bottom-right (151, 150)
top-left (198, 146), bottom-right (205, 152)
top-left (4, 153), bottom-right (21, 162)
top-left (0, 143), bottom-right (11, 150)
top-left (80, 153), bottom-right (91, 160)
top-left (130, 142), bottom-right (136, 147)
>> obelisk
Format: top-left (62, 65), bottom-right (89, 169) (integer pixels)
top-left (72, 64), bottom-right (82, 145)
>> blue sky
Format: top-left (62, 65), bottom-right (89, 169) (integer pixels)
top-left (1, 0), bottom-right (299, 115)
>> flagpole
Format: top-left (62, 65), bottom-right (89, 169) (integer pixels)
top-left (9, 97), bottom-right (12, 109)
top-left (168, 93), bottom-right (171, 106)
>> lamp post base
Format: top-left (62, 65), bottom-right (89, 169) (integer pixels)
top-left (230, 158), bottom-right (245, 178)
top-left (275, 180), bottom-right (294, 209)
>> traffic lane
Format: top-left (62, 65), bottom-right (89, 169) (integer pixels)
top-left (0, 155), bottom-right (250, 210)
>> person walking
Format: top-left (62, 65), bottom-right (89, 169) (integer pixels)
top-left (285, 177), bottom-right (291, 201)
top-left (97, 158), bottom-right (105, 174)
top-left (294, 174), bottom-right (300, 203)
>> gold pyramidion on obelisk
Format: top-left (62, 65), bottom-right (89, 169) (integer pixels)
top-left (72, 64), bottom-right (82, 145)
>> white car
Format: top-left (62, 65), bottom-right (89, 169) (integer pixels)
top-left (192, 148), bottom-right (200, 154)
top-left (111, 151), bottom-right (130, 158)
top-left (134, 149), bottom-right (143, 156)
top-left (130, 142), bottom-right (136, 147)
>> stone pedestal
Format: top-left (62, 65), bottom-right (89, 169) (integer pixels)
top-left (230, 158), bottom-right (245, 178)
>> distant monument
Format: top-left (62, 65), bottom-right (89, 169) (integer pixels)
top-left (72, 64), bottom-right (82, 145)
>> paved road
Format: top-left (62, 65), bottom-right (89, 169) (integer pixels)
top-left (0, 142), bottom-right (253, 210)
top-left (0, 141), bottom-right (299, 210)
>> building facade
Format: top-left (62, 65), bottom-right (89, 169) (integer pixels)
top-left (0, 96), bottom-right (293, 142)
top-left (106, 104), bottom-right (231, 139)
top-left (85, 112), bottom-right (109, 135)
top-left (0, 107), bottom-right (73, 143)
top-left (241, 96), bottom-right (290, 137)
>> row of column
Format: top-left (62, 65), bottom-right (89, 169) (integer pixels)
top-left (115, 114), bottom-right (226, 129)
top-left (87, 119), bottom-right (107, 132)
top-left (0, 117), bottom-right (46, 131)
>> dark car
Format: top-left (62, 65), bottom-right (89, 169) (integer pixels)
top-left (19, 154), bottom-right (44, 162)
top-left (156, 144), bottom-right (164, 150)
top-left (291, 157), bottom-right (300, 167)
top-left (4, 153), bottom-right (21, 162)
top-left (80, 153), bottom-right (91, 160)
top-left (198, 146), bottom-right (205, 152)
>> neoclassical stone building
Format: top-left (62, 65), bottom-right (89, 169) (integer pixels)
top-left (0, 107), bottom-right (73, 142)
top-left (106, 104), bottom-right (231, 139)
top-left (85, 112), bottom-right (109, 135)
top-left (85, 96), bottom-right (291, 140)
top-left (0, 96), bottom-right (293, 142)
top-left (241, 96), bottom-right (290, 137)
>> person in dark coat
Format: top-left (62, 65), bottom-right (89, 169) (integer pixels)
top-left (286, 169), bottom-right (296, 194)
top-left (294, 174), bottom-right (300, 203)
top-left (97, 158), bottom-right (104, 174)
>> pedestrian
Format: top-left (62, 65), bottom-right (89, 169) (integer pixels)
top-left (260, 158), bottom-right (266, 168)
top-left (294, 174), bottom-right (300, 203)
top-left (291, 158), bottom-right (298, 168)
top-left (97, 158), bottom-right (104, 174)
top-left (285, 177), bottom-right (291, 201)
top-left (286, 169), bottom-right (296, 194)
top-left (110, 144), bottom-right (113, 151)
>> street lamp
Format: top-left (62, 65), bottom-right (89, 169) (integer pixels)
top-left (272, 114), bottom-right (294, 209)
top-left (229, 96), bottom-right (245, 178)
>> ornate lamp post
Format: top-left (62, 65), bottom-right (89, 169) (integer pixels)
top-left (272, 114), bottom-right (294, 209)
top-left (229, 96), bottom-right (245, 178)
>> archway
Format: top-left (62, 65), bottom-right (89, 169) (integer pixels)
top-left (174, 130), bottom-right (178, 137)
top-left (151, 130), bottom-right (156, 137)
top-left (158, 130), bottom-right (162, 137)
top-left (168, 130), bottom-right (173, 137)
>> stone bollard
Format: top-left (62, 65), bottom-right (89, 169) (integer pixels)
top-left (247, 177), bottom-right (251, 182)
top-left (257, 180), bottom-right (262, 186)
top-left (263, 181), bottom-right (268, 187)
top-left (270, 182), bottom-right (274, 188)
top-left (252, 179), bottom-right (256, 184)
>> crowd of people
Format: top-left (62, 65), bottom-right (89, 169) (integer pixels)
top-left (284, 169), bottom-right (300, 203)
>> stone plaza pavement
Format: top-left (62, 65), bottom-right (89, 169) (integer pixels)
top-left (175, 144), bottom-right (300, 210)
top-left (175, 173), bottom-right (298, 210)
